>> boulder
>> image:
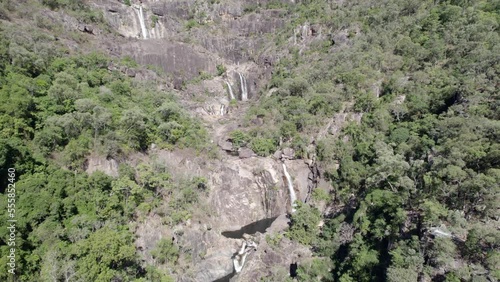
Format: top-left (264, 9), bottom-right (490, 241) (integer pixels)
top-left (273, 150), bottom-right (282, 160)
top-left (251, 118), bottom-right (264, 126)
top-left (125, 68), bottom-right (136, 77)
top-left (282, 147), bottom-right (295, 159)
top-left (218, 140), bottom-right (233, 151)
top-left (239, 148), bottom-right (255, 159)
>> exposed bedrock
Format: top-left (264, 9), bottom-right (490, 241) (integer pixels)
top-left (209, 156), bottom-right (312, 230)
top-left (120, 39), bottom-right (217, 81)
top-left (93, 0), bottom-right (284, 85)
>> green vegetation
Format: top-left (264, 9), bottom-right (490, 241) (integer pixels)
top-left (185, 19), bottom-right (200, 30)
top-left (0, 14), bottom-right (209, 281)
top-left (286, 202), bottom-right (321, 245)
top-left (151, 238), bottom-right (179, 265)
top-left (229, 130), bottom-right (250, 149)
top-left (0, 0), bottom-right (499, 281)
top-left (151, 15), bottom-right (159, 28)
top-left (216, 64), bottom-right (226, 76)
top-left (265, 233), bottom-right (283, 249)
top-left (246, 0), bottom-right (500, 281)
top-left (41, 0), bottom-right (105, 24)
top-left (249, 137), bottom-right (277, 157)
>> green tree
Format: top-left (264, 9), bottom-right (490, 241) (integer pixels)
top-left (287, 202), bottom-right (321, 245)
top-left (151, 238), bottom-right (179, 265)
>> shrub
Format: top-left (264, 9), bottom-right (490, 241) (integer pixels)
top-left (185, 19), bottom-right (199, 30)
top-left (151, 15), bottom-right (159, 28)
top-left (229, 130), bottom-right (250, 148)
top-left (250, 137), bottom-right (276, 156)
top-left (151, 238), bottom-right (179, 265)
top-left (216, 64), bottom-right (226, 76)
top-left (287, 202), bottom-right (321, 245)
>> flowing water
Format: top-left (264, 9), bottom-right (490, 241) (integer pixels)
top-left (282, 163), bottom-right (297, 213)
top-left (135, 5), bottom-right (148, 39)
top-left (238, 73), bottom-right (248, 101)
top-left (225, 81), bottom-right (235, 100)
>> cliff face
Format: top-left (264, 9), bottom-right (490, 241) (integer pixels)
top-left (91, 0), bottom-right (285, 86)
top-left (82, 1), bottom-right (321, 281)
top-left (128, 148), bottom-right (312, 281)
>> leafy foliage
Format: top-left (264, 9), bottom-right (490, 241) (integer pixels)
top-left (0, 17), bottom-right (208, 281)
top-left (249, 0), bottom-right (500, 281)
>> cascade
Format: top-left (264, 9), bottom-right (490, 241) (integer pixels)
top-left (220, 104), bottom-right (225, 116)
top-left (233, 240), bottom-right (257, 273)
top-left (282, 163), bottom-right (297, 213)
top-left (302, 23), bottom-right (308, 39)
top-left (238, 73), bottom-right (248, 101)
top-left (225, 81), bottom-right (235, 100)
top-left (135, 5), bottom-right (148, 39)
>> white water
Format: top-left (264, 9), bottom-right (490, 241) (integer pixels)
top-left (282, 163), bottom-right (297, 213)
top-left (225, 81), bottom-right (235, 100)
top-left (233, 240), bottom-right (257, 273)
top-left (135, 5), bottom-right (148, 39)
top-left (238, 72), bottom-right (248, 101)
top-left (220, 104), bottom-right (225, 116)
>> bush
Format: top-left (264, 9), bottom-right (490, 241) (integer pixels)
top-left (389, 127), bottom-right (410, 144)
top-left (287, 202), bottom-right (321, 245)
top-left (151, 15), bottom-right (159, 28)
top-left (216, 64), bottom-right (226, 76)
top-left (151, 238), bottom-right (179, 265)
top-left (229, 130), bottom-right (250, 148)
top-left (185, 19), bottom-right (199, 30)
top-left (250, 137), bottom-right (276, 156)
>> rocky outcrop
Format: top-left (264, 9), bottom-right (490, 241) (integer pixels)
top-left (92, 0), bottom-right (286, 86)
top-left (120, 39), bottom-right (217, 80)
top-left (81, 1), bottom-right (326, 281)
top-left (85, 155), bottom-right (118, 177)
top-left (195, 10), bottom-right (286, 63)
top-left (238, 148), bottom-right (255, 158)
top-left (218, 140), bottom-right (234, 152)
top-left (210, 157), bottom-right (287, 228)
top-left (92, 0), bottom-right (167, 39)
top-left (237, 227), bottom-right (312, 281)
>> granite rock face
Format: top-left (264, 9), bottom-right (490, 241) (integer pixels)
top-left (120, 39), bottom-right (217, 80)
top-left (126, 149), bottom-right (313, 281)
top-left (93, 0), bottom-right (286, 89)
top-left (85, 1), bottom-right (324, 280)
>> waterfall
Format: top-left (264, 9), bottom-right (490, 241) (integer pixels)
top-left (225, 81), bottom-right (235, 100)
top-left (135, 5), bottom-right (148, 39)
top-left (220, 104), bottom-right (225, 116)
top-left (233, 240), bottom-right (257, 273)
top-left (233, 242), bottom-right (248, 273)
top-left (302, 23), bottom-right (308, 40)
top-left (238, 72), bottom-right (248, 101)
top-left (282, 163), bottom-right (297, 213)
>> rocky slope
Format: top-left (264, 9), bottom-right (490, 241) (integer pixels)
top-left (79, 0), bottom-right (327, 281)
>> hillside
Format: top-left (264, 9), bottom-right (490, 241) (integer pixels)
top-left (0, 0), bottom-right (499, 282)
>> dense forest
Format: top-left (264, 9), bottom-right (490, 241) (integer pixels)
top-left (0, 0), bottom-right (499, 281)
top-left (0, 2), bottom-right (211, 280)
top-left (245, 1), bottom-right (499, 281)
